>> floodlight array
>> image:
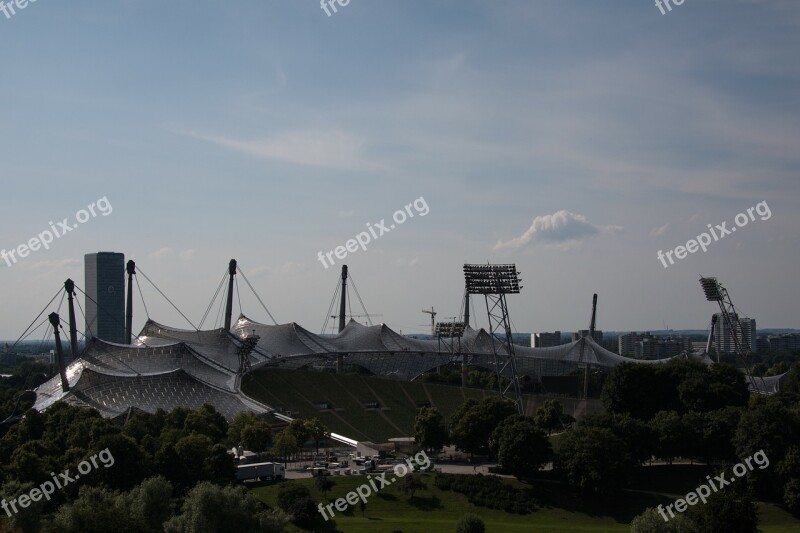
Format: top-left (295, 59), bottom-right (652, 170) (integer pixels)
top-left (435, 321), bottom-right (466, 338)
top-left (463, 264), bottom-right (521, 294)
top-left (699, 277), bottom-right (723, 301)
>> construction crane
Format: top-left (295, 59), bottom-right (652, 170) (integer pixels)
top-left (422, 307), bottom-right (437, 336)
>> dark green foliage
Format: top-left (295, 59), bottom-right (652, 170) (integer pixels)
top-left (602, 360), bottom-right (748, 420)
top-left (554, 426), bottom-right (636, 494)
top-left (449, 397), bottom-right (517, 456)
top-left (686, 476), bottom-right (759, 532)
top-left (491, 415), bottom-right (551, 479)
top-left (434, 474), bottom-right (535, 514)
top-left (163, 481), bottom-right (286, 533)
top-left (414, 406), bottom-right (448, 452)
top-left (455, 513), bottom-right (486, 533)
top-left (276, 482), bottom-right (312, 513)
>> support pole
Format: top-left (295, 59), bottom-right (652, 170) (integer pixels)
top-left (49, 313), bottom-right (70, 392)
top-left (463, 291), bottom-right (470, 329)
top-left (338, 265), bottom-right (348, 333)
top-left (126, 260), bottom-right (135, 343)
top-left (706, 314), bottom-right (718, 363)
top-left (64, 280), bottom-right (79, 363)
top-left (224, 259), bottom-right (237, 331)
top-left (584, 293), bottom-right (597, 399)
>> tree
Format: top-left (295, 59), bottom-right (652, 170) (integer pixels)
top-left (455, 513), bottom-right (485, 533)
top-left (164, 482), bottom-right (287, 533)
top-left (276, 483), bottom-right (312, 514)
top-left (241, 420), bottom-right (273, 452)
top-left (398, 474), bottom-right (426, 499)
top-left (649, 411), bottom-right (686, 464)
top-left (123, 476), bottom-right (174, 533)
top-left (287, 497), bottom-right (318, 527)
top-left (273, 430), bottom-right (299, 467)
top-left (601, 363), bottom-right (664, 420)
top-left (534, 399), bottom-right (564, 435)
top-left (50, 486), bottom-right (136, 533)
top-left (304, 418), bottom-right (328, 454)
top-left (314, 474), bottom-right (334, 496)
top-left (183, 404), bottom-right (228, 442)
top-left (630, 507), bottom-right (698, 533)
top-left (286, 419), bottom-right (311, 449)
top-left (450, 397), bottom-right (517, 456)
top-left (0, 480), bottom-right (44, 533)
top-left (686, 476), bottom-right (759, 532)
top-left (414, 407), bottom-right (448, 453)
top-left (491, 415), bottom-right (550, 479)
top-left (555, 426), bottom-right (636, 494)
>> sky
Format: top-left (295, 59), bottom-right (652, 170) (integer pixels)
top-left (1, 0), bottom-right (798, 340)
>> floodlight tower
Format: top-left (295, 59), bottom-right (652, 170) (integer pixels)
top-left (435, 321), bottom-right (466, 385)
top-left (463, 264), bottom-right (524, 414)
top-left (699, 277), bottom-right (756, 389)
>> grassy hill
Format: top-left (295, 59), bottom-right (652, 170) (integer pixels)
top-left (251, 474), bottom-right (800, 533)
top-left (241, 368), bottom-right (602, 442)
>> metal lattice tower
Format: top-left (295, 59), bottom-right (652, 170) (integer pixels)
top-left (464, 264), bottom-right (523, 414)
top-left (436, 320), bottom-right (467, 386)
top-left (699, 277), bottom-right (757, 389)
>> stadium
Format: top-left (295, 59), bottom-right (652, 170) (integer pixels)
top-left (28, 255), bottom-right (779, 444)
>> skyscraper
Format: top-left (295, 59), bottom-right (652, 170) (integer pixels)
top-left (714, 313), bottom-right (756, 354)
top-left (85, 252), bottom-right (126, 344)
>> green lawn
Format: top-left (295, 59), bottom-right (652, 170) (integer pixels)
top-left (251, 474), bottom-right (800, 533)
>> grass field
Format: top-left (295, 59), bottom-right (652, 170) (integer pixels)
top-left (241, 368), bottom-right (602, 442)
top-left (251, 474), bottom-right (800, 533)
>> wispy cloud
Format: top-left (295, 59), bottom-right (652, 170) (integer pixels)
top-left (183, 129), bottom-right (368, 169)
top-left (650, 223), bottom-right (670, 237)
top-left (495, 210), bottom-right (623, 250)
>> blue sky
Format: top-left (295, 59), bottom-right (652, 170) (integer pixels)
top-left (1, 0), bottom-right (798, 339)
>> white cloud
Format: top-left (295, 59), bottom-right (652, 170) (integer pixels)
top-left (338, 210), bottom-right (355, 218)
top-left (494, 210), bottom-right (623, 250)
top-left (650, 223), bottom-right (670, 237)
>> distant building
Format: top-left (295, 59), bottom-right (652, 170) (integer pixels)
top-left (533, 331), bottom-right (562, 348)
top-left (765, 333), bottom-right (800, 353)
top-left (714, 313), bottom-right (756, 354)
top-left (85, 252), bottom-right (126, 344)
top-left (756, 336), bottom-right (770, 353)
top-left (619, 332), bottom-right (652, 356)
top-left (572, 330), bottom-right (603, 343)
top-left (635, 336), bottom-right (691, 359)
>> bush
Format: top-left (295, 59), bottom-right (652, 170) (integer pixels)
top-left (455, 513), bottom-right (485, 533)
top-left (434, 474), bottom-right (534, 513)
top-left (276, 483), bottom-right (311, 513)
top-left (288, 496), bottom-right (318, 526)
